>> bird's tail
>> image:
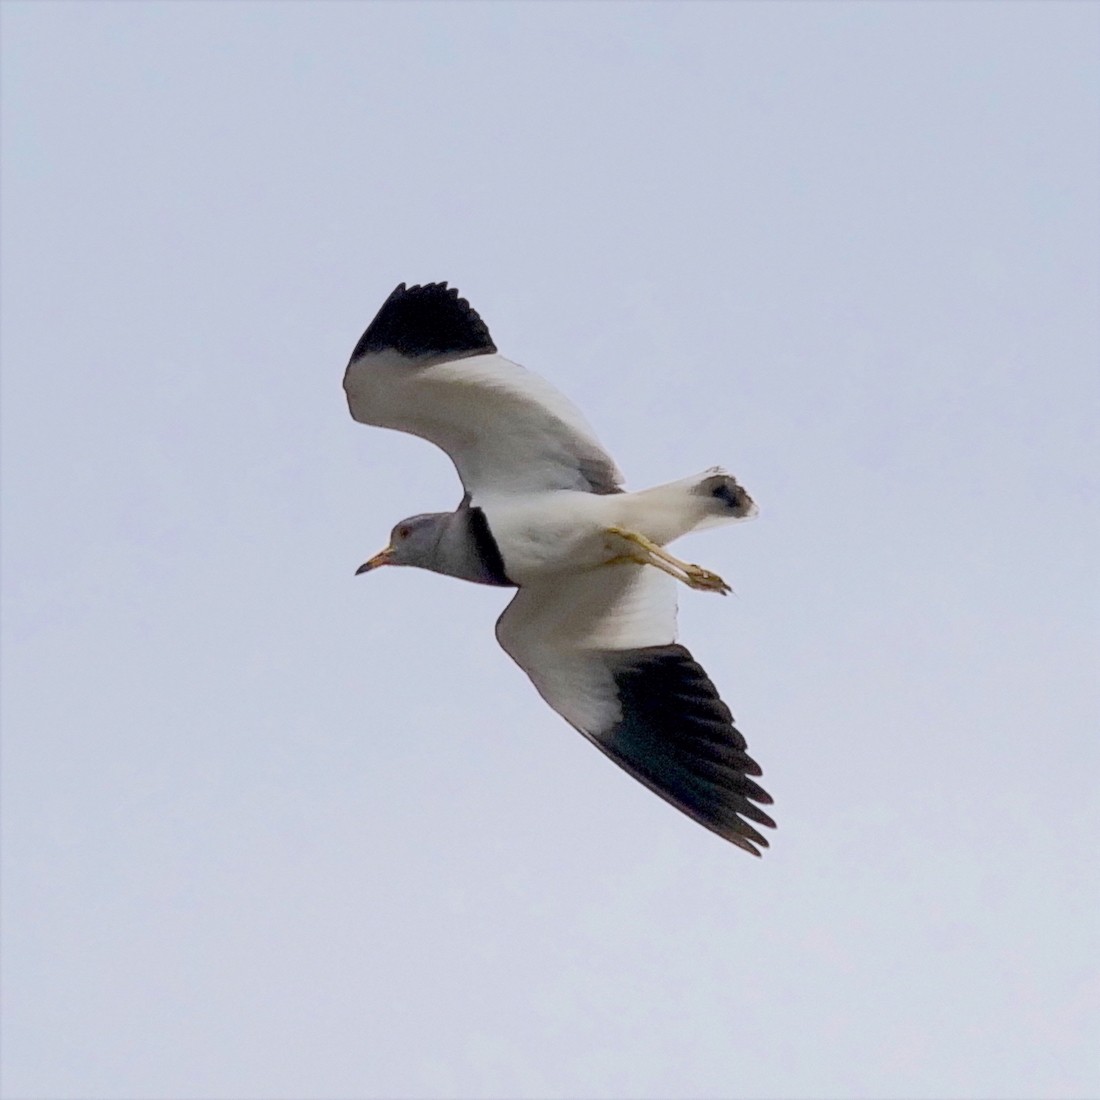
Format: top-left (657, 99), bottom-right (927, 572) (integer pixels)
top-left (613, 467), bottom-right (758, 546)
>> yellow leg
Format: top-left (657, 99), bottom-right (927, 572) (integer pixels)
top-left (605, 526), bottom-right (731, 595)
top-left (605, 550), bottom-right (695, 587)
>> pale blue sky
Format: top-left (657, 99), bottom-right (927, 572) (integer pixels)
top-left (2, 3), bottom-right (1097, 1098)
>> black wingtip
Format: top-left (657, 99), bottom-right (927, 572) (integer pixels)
top-left (348, 281), bottom-right (497, 362)
top-left (600, 644), bottom-right (775, 856)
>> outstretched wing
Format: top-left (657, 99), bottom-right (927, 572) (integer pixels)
top-left (495, 566), bottom-right (775, 855)
top-left (343, 282), bottom-right (623, 497)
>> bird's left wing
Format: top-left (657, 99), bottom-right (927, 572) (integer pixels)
top-left (343, 282), bottom-right (623, 497)
top-left (495, 566), bottom-right (775, 855)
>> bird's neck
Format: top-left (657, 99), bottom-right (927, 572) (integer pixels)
top-left (431, 506), bottom-right (515, 588)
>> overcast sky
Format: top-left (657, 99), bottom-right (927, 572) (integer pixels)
top-left (2, 3), bottom-right (1098, 1098)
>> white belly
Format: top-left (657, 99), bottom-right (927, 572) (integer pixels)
top-left (478, 491), bottom-right (620, 585)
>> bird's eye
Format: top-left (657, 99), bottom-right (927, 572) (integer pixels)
top-left (397, 526), bottom-right (411, 540)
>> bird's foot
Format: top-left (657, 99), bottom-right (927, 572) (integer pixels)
top-left (681, 562), bottom-right (732, 595)
top-left (605, 526), bottom-right (731, 596)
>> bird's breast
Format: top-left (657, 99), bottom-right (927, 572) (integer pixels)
top-left (478, 491), bottom-right (619, 585)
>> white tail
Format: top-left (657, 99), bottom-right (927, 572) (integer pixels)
top-left (612, 467), bottom-right (758, 547)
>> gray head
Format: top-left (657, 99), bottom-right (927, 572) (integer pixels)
top-left (355, 513), bottom-right (447, 575)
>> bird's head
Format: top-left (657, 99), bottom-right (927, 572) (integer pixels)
top-left (355, 513), bottom-right (445, 574)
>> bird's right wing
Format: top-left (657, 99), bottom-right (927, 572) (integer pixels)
top-left (495, 566), bottom-right (774, 855)
top-left (343, 283), bottom-right (624, 498)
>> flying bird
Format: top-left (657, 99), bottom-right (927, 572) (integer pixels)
top-left (343, 282), bottom-right (774, 855)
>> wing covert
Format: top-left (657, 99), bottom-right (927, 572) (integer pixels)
top-left (343, 282), bottom-right (623, 497)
